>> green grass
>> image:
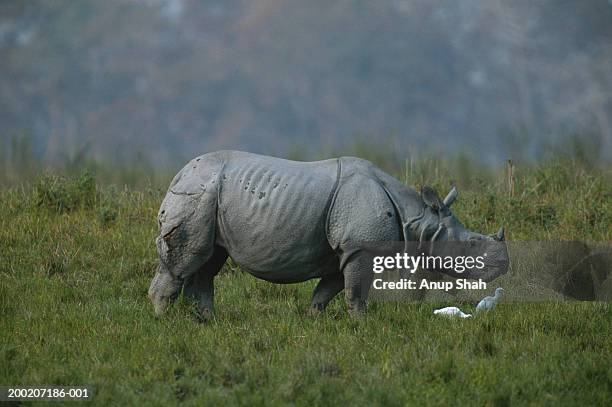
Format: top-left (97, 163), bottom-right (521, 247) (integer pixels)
top-left (1, 160), bottom-right (611, 406)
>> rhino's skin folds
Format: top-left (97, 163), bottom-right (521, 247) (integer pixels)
top-left (148, 150), bottom-right (509, 318)
top-left (216, 152), bottom-right (340, 283)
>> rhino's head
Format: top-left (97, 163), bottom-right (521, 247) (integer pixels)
top-left (415, 186), bottom-right (509, 282)
top-left (148, 191), bottom-right (209, 316)
top-left (148, 225), bottom-right (206, 316)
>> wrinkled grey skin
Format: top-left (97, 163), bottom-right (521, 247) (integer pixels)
top-left (148, 151), bottom-right (508, 318)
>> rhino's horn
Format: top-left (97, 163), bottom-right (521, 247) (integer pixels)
top-left (442, 186), bottom-right (458, 207)
top-left (495, 227), bottom-right (505, 241)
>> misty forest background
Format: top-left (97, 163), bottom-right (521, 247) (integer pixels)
top-left (1, 0), bottom-right (612, 186)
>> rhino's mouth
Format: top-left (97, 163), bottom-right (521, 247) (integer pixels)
top-left (148, 268), bottom-right (183, 316)
top-left (150, 295), bottom-right (171, 317)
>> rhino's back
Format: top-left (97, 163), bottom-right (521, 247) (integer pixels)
top-left (213, 151), bottom-right (340, 282)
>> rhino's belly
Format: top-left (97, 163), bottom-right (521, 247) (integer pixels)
top-left (238, 251), bottom-right (339, 283)
top-left (219, 222), bottom-right (338, 282)
top-left (215, 157), bottom-right (339, 282)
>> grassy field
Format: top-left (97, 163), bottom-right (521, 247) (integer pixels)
top-left (1, 159), bottom-right (611, 405)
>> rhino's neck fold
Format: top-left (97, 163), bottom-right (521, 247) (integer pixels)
top-left (402, 208), bottom-right (440, 255)
top-left (406, 210), bottom-right (439, 242)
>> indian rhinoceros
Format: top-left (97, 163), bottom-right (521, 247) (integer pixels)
top-left (148, 151), bottom-right (508, 318)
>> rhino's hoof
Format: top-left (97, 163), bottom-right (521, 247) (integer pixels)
top-left (308, 305), bottom-right (324, 317)
top-left (199, 307), bottom-right (214, 322)
top-left (347, 303), bottom-right (367, 318)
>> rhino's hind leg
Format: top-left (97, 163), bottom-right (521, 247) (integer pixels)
top-left (341, 251), bottom-right (373, 317)
top-left (182, 247), bottom-right (228, 320)
top-left (310, 273), bottom-right (344, 315)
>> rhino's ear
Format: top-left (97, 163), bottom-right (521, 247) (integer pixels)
top-left (421, 186), bottom-right (443, 211)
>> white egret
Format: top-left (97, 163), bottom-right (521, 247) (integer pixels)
top-left (475, 287), bottom-right (504, 313)
top-left (433, 306), bottom-right (472, 318)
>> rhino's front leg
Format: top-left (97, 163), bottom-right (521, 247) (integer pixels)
top-left (183, 272), bottom-right (215, 320)
top-left (309, 273), bottom-right (344, 315)
top-left (182, 247), bottom-right (228, 320)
